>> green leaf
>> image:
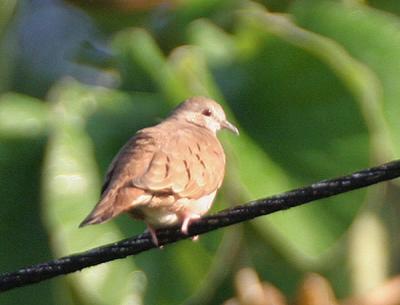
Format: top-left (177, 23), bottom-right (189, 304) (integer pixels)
top-left (113, 28), bottom-right (190, 102)
top-left (187, 19), bottom-right (237, 66)
top-left (42, 80), bottom-right (145, 305)
top-left (0, 137), bottom-right (53, 305)
top-left (290, 0), bottom-right (400, 289)
top-left (0, 0), bottom-right (17, 37)
top-left (0, 93), bottom-right (50, 138)
top-left (292, 0), bottom-right (400, 157)
top-left (190, 4), bottom-right (374, 263)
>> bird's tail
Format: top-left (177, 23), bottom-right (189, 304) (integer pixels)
top-left (79, 187), bottom-right (148, 228)
top-left (79, 192), bottom-right (118, 227)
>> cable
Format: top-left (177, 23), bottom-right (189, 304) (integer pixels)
top-left (1, 159), bottom-right (400, 292)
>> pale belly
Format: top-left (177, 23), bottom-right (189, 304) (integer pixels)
top-left (133, 191), bottom-right (217, 227)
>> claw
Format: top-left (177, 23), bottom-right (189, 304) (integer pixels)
top-left (181, 214), bottom-right (201, 235)
top-left (146, 224), bottom-right (160, 247)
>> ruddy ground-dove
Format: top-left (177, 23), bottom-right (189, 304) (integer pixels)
top-left (80, 96), bottom-right (238, 245)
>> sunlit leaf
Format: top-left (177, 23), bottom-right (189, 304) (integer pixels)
top-left (292, 0), bottom-right (400, 157)
top-left (0, 93), bottom-right (50, 138)
top-left (187, 4), bottom-right (375, 263)
top-left (42, 80), bottom-right (145, 305)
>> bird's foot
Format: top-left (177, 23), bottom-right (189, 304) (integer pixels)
top-left (180, 214), bottom-right (201, 236)
top-left (146, 225), bottom-right (162, 247)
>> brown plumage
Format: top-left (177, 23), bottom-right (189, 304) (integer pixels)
top-left (79, 96), bottom-right (238, 245)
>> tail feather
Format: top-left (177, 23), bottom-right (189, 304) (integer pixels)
top-left (79, 203), bottom-right (115, 227)
top-left (79, 187), bottom-right (148, 228)
top-left (79, 192), bottom-right (118, 227)
top-left (79, 207), bottom-right (114, 227)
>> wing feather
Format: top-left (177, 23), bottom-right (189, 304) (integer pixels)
top-left (132, 124), bottom-right (225, 199)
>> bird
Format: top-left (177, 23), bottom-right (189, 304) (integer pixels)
top-left (79, 96), bottom-right (239, 245)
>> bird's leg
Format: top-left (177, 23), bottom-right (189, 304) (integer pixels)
top-left (146, 224), bottom-right (160, 246)
top-left (180, 213), bottom-right (201, 241)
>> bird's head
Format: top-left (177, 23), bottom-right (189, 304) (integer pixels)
top-left (171, 96), bottom-right (239, 135)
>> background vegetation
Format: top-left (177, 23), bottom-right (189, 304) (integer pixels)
top-left (1, 0), bottom-right (400, 304)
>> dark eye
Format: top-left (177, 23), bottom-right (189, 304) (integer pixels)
top-left (202, 109), bottom-right (212, 117)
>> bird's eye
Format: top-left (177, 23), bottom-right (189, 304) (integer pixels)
top-left (202, 109), bottom-right (212, 117)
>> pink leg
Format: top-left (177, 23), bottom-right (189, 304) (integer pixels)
top-left (181, 213), bottom-right (201, 235)
top-left (146, 224), bottom-right (160, 246)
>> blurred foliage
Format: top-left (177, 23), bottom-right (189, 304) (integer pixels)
top-left (1, 0), bottom-right (400, 304)
top-left (224, 268), bottom-right (400, 305)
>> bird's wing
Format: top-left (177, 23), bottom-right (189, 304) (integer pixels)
top-left (79, 129), bottom-right (159, 226)
top-left (132, 125), bottom-right (226, 199)
top-left (100, 130), bottom-right (158, 197)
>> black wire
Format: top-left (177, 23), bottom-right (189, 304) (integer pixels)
top-left (1, 159), bottom-right (400, 292)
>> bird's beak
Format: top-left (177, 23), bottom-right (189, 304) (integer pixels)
top-left (221, 120), bottom-right (239, 135)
